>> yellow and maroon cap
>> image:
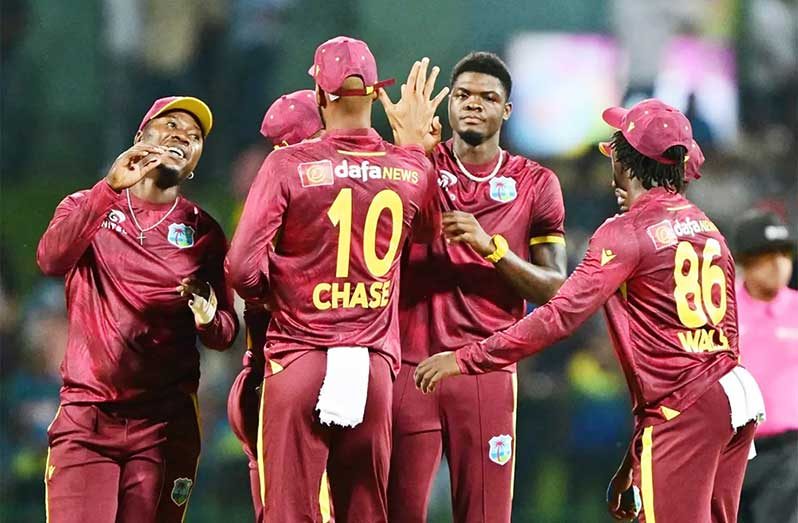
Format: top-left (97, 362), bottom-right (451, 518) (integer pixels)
top-left (308, 36), bottom-right (395, 96)
top-left (138, 96), bottom-right (213, 137)
top-left (602, 98), bottom-right (691, 165)
top-left (260, 90), bottom-right (324, 147)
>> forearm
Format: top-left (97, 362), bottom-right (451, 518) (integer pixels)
top-left (228, 246), bottom-right (272, 302)
top-left (615, 440), bottom-right (634, 479)
top-left (456, 253), bottom-right (625, 374)
top-left (36, 180), bottom-right (119, 276)
top-left (197, 308), bottom-right (239, 351)
top-left (243, 304), bottom-right (270, 369)
top-left (455, 298), bottom-right (576, 374)
top-left (494, 250), bottom-right (566, 304)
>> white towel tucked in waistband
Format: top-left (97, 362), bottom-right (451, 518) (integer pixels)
top-left (316, 347), bottom-right (370, 428)
top-left (718, 366), bottom-right (766, 460)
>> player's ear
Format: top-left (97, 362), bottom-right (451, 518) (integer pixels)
top-left (503, 102), bottom-right (513, 121)
top-left (133, 130), bottom-right (143, 144)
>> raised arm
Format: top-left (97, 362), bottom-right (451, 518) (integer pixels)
top-left (37, 143), bottom-right (166, 276)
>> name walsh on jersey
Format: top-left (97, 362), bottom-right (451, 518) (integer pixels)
top-left (299, 159), bottom-right (419, 188)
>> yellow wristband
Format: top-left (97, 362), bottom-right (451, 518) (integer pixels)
top-left (485, 234), bottom-right (509, 263)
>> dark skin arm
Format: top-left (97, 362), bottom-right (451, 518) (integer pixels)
top-left (441, 211), bottom-right (567, 304)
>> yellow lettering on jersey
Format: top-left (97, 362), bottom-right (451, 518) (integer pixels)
top-left (380, 281), bottom-right (391, 307)
top-left (349, 282), bottom-right (369, 308)
top-left (677, 327), bottom-right (730, 353)
top-left (380, 166), bottom-right (418, 184)
top-left (331, 282), bottom-right (351, 308)
top-left (313, 283), bottom-right (332, 311)
top-left (312, 280), bottom-right (391, 311)
top-left (368, 281), bottom-right (384, 308)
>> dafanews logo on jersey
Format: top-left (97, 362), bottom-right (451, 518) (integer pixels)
top-left (299, 160), bottom-right (334, 188)
top-left (646, 220), bottom-right (678, 250)
top-left (488, 176), bottom-right (517, 203)
top-left (167, 223), bottom-right (195, 249)
top-left (488, 434), bottom-right (513, 466)
top-left (298, 159), bottom-right (419, 187)
top-left (101, 209), bottom-right (128, 235)
top-left (647, 217), bottom-right (718, 250)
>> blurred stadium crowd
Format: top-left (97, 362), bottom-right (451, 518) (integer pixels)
top-left (1, 0), bottom-right (795, 521)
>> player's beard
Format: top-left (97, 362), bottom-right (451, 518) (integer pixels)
top-left (153, 164), bottom-right (182, 190)
top-left (457, 129), bottom-right (486, 147)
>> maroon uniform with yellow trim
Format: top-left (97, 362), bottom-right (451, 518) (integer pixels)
top-left (457, 187), bottom-right (752, 523)
top-left (228, 128), bottom-right (435, 522)
top-left (389, 140), bottom-right (565, 522)
top-left (37, 181), bottom-right (238, 522)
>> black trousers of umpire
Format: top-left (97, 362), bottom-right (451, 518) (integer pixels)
top-left (739, 430), bottom-right (798, 523)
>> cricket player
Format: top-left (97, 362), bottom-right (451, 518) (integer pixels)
top-left (227, 37), bottom-right (447, 522)
top-left (37, 97), bottom-right (239, 522)
top-left (383, 52), bottom-right (567, 523)
top-left (226, 89), bottom-right (324, 522)
top-left (416, 99), bottom-right (766, 523)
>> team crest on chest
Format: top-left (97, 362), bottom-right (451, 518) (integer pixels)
top-left (167, 223), bottom-right (195, 249)
top-left (488, 176), bottom-right (517, 203)
top-left (488, 434), bottom-right (513, 465)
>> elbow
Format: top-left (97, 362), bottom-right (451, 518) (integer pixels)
top-left (548, 274), bottom-right (567, 297)
top-left (524, 274), bottom-right (567, 304)
top-left (201, 321), bottom-right (240, 352)
top-left (229, 266), bottom-right (265, 302)
top-left (36, 249), bottom-right (66, 277)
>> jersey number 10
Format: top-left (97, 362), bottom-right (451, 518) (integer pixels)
top-left (328, 188), bottom-right (404, 278)
top-left (673, 238), bottom-right (727, 329)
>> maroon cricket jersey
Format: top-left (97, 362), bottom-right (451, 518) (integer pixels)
top-left (36, 180), bottom-right (239, 405)
top-left (227, 128), bottom-right (436, 375)
top-left (458, 187), bottom-right (740, 424)
top-left (400, 140), bottom-right (565, 368)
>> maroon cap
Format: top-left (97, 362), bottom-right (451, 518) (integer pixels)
top-left (602, 99), bottom-right (691, 165)
top-left (684, 139), bottom-right (704, 181)
top-left (599, 136), bottom-right (704, 182)
top-left (260, 90), bottom-right (324, 147)
top-left (308, 36), bottom-right (394, 96)
top-left (138, 96), bottom-right (213, 137)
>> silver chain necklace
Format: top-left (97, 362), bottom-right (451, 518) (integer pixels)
top-left (126, 189), bottom-right (179, 245)
top-left (453, 148), bottom-right (504, 182)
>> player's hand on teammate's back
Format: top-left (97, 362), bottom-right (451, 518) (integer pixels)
top-left (442, 211), bottom-right (494, 257)
top-left (414, 351), bottom-right (461, 393)
top-left (379, 57), bottom-right (449, 147)
top-left (176, 277), bottom-right (211, 300)
top-left (105, 143), bottom-right (167, 191)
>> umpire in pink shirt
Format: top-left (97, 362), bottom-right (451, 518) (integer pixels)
top-left (735, 210), bottom-right (798, 523)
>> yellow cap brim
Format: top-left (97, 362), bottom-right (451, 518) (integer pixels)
top-left (154, 97), bottom-right (213, 137)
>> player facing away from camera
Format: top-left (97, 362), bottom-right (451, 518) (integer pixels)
top-left (226, 89), bottom-right (325, 523)
top-left (416, 99), bottom-right (765, 523)
top-left (383, 52), bottom-right (567, 523)
top-left (37, 97), bottom-right (239, 522)
top-left (227, 36), bottom-right (447, 522)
